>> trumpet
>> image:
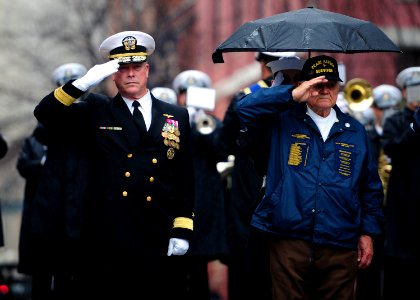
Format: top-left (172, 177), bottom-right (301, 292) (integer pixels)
top-left (194, 110), bottom-right (216, 135)
top-left (343, 78), bottom-right (374, 112)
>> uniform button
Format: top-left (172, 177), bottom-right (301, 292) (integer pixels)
top-left (152, 158), bottom-right (158, 164)
top-left (125, 172), bottom-right (131, 177)
top-left (122, 191), bottom-right (128, 197)
top-left (146, 196), bottom-right (152, 202)
top-left (127, 153), bottom-right (133, 158)
top-left (312, 209), bottom-right (316, 213)
top-left (149, 177), bottom-right (154, 182)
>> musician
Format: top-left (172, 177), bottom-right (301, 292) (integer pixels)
top-left (172, 70), bottom-right (228, 300)
top-left (356, 84), bottom-right (402, 300)
top-left (382, 66), bottom-right (420, 300)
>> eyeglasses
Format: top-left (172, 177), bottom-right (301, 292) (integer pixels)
top-left (312, 81), bottom-right (339, 90)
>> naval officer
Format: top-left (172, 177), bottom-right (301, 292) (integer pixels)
top-left (34, 30), bottom-right (194, 300)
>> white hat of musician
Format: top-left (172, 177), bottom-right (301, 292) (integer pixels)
top-left (172, 70), bottom-right (212, 94)
top-left (395, 66), bottom-right (420, 88)
top-left (51, 63), bottom-right (87, 86)
top-left (151, 87), bottom-right (177, 105)
top-left (373, 84), bottom-right (402, 109)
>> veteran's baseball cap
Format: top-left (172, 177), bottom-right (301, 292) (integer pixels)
top-left (99, 31), bottom-right (155, 64)
top-left (300, 55), bottom-right (342, 82)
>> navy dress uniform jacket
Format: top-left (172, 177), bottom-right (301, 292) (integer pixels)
top-left (237, 85), bottom-right (384, 250)
top-left (34, 82), bottom-right (195, 261)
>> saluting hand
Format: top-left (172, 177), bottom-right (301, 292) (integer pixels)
top-left (73, 60), bottom-right (120, 91)
top-left (292, 76), bottom-right (327, 103)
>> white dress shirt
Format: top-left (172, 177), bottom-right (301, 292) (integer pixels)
top-left (122, 91), bottom-right (152, 130)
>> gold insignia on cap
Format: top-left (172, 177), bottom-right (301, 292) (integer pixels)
top-left (187, 76), bottom-right (198, 85)
top-left (122, 36), bottom-right (137, 51)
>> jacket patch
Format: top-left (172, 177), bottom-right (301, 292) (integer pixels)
top-left (288, 133), bottom-right (310, 167)
top-left (335, 142), bottom-right (355, 177)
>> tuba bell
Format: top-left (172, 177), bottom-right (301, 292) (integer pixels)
top-left (343, 78), bottom-right (374, 112)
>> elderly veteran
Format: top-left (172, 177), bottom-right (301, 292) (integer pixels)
top-left (34, 31), bottom-right (194, 300)
top-left (237, 54), bottom-right (384, 300)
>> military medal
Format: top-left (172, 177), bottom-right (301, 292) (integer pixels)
top-left (162, 116), bottom-right (181, 155)
top-left (167, 147), bottom-right (175, 159)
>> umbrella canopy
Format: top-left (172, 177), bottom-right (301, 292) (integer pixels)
top-left (212, 6), bottom-right (401, 63)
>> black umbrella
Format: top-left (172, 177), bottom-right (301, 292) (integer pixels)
top-left (212, 6), bottom-right (401, 63)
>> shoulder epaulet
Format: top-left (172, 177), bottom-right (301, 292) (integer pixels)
top-left (242, 80), bottom-right (270, 95)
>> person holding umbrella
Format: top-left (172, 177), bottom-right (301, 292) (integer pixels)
top-left (236, 54), bottom-right (384, 300)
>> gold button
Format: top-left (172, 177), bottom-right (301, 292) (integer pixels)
top-left (127, 153), bottom-right (133, 158)
top-left (149, 177), bottom-right (154, 182)
top-left (122, 191), bottom-right (128, 197)
top-left (125, 171), bottom-right (131, 177)
top-left (146, 196), bottom-right (152, 202)
top-left (152, 158), bottom-right (157, 164)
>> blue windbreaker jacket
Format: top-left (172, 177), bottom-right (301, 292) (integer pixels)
top-left (237, 85), bottom-right (384, 250)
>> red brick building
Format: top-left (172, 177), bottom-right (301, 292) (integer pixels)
top-left (155, 0), bottom-right (420, 118)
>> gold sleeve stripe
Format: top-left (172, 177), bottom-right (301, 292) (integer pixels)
top-left (54, 86), bottom-right (77, 106)
top-left (173, 217), bottom-right (193, 230)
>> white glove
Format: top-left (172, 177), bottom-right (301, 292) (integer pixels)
top-left (167, 238), bottom-right (189, 256)
top-left (73, 60), bottom-right (120, 91)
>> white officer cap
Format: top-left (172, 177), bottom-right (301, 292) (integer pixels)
top-left (99, 31), bottom-right (155, 64)
top-left (51, 63), bottom-right (88, 86)
top-left (172, 70), bottom-right (212, 94)
top-left (151, 87), bottom-right (177, 105)
top-left (395, 66), bottom-right (420, 88)
top-left (373, 84), bottom-right (402, 109)
top-left (267, 56), bottom-right (306, 75)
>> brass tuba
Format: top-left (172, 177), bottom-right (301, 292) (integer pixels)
top-left (343, 78), bottom-right (374, 112)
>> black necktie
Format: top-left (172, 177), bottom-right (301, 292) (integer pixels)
top-left (132, 101), bottom-right (147, 134)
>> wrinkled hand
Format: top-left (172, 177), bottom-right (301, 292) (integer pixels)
top-left (291, 76), bottom-right (327, 103)
top-left (73, 60), bottom-right (120, 91)
top-left (167, 238), bottom-right (189, 256)
top-left (357, 235), bottom-right (374, 269)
